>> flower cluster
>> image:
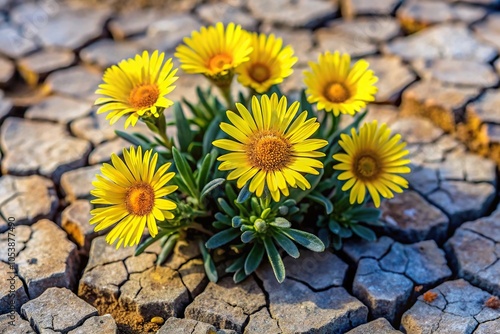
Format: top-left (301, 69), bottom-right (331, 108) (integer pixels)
top-left (91, 22), bottom-right (411, 283)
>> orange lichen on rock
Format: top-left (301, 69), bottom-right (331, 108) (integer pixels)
top-left (485, 296), bottom-right (500, 309)
top-left (423, 291), bottom-right (438, 303)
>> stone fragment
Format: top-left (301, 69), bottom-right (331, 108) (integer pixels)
top-left (328, 17), bottom-right (400, 43)
top-left (125, 252), bottom-right (157, 274)
top-left (108, 8), bottom-right (169, 40)
top-left (397, 1), bottom-right (485, 33)
top-left (400, 80), bottom-right (480, 133)
top-left (384, 24), bottom-right (497, 63)
top-left (44, 66), bottom-right (102, 102)
top-left (390, 116), bottom-right (443, 144)
top-left (257, 265), bottom-right (368, 333)
top-left (428, 181), bottom-right (495, 227)
top-left (344, 0), bottom-right (401, 17)
top-left (178, 258), bottom-right (208, 297)
top-left (315, 28), bottom-right (377, 58)
top-left (379, 191), bottom-right (449, 243)
top-left (353, 258), bottom-right (413, 322)
top-left (348, 237), bottom-right (451, 322)
top-left (474, 319), bottom-right (500, 334)
top-left (185, 277), bottom-right (265, 332)
top-left (0, 175), bottom-right (57, 232)
top-left (121, 267), bottom-right (190, 321)
top-left (0, 56), bottom-right (14, 86)
top-left (346, 318), bottom-right (402, 334)
top-left (17, 220), bottom-right (79, 299)
top-left (21, 287), bottom-right (98, 333)
top-left (365, 55), bottom-right (416, 103)
top-left (0, 90), bottom-right (12, 120)
top-left (283, 250), bottom-right (348, 289)
top-left (412, 59), bottom-right (498, 88)
top-left (446, 209), bottom-right (500, 295)
top-left (474, 14), bottom-right (500, 51)
top-left (88, 138), bottom-right (131, 164)
top-left (0, 262), bottom-right (28, 314)
top-left (343, 236), bottom-right (394, 262)
top-left (248, 0), bottom-right (337, 28)
top-left (60, 165), bottom-right (102, 202)
top-left (467, 89), bottom-right (500, 124)
top-left (157, 317), bottom-right (217, 334)
top-left (79, 261), bottom-right (129, 304)
top-left (401, 279), bottom-right (500, 334)
top-left (80, 39), bottom-right (143, 69)
top-left (244, 308), bottom-right (281, 334)
top-left (25, 95), bottom-right (91, 123)
top-left (0, 25), bottom-right (38, 58)
top-left (135, 14), bottom-right (201, 53)
top-left (1, 118), bottom-right (91, 179)
top-left (0, 312), bottom-right (35, 334)
top-left (197, 2), bottom-right (258, 30)
top-left (36, 7), bottom-right (110, 50)
top-left (405, 164), bottom-right (439, 195)
top-left (68, 314), bottom-right (117, 334)
top-left (0, 225), bottom-right (31, 263)
top-left (61, 200), bottom-right (99, 252)
top-left (17, 49), bottom-right (75, 86)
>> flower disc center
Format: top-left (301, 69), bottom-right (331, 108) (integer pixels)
top-left (247, 131), bottom-right (292, 172)
top-left (354, 154), bottom-right (381, 180)
top-left (249, 63), bottom-right (271, 83)
top-left (209, 53), bottom-right (233, 71)
top-left (324, 82), bottom-right (350, 103)
top-left (125, 182), bottom-right (155, 216)
top-left (129, 84), bottom-right (159, 109)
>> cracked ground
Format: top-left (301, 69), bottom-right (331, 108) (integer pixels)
top-left (0, 0), bottom-right (500, 333)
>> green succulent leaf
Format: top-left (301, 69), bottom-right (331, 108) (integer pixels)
top-left (199, 240), bottom-right (218, 283)
top-left (200, 178), bottom-right (225, 201)
top-left (348, 207), bottom-right (382, 223)
top-left (237, 183), bottom-right (252, 203)
top-left (244, 242), bottom-right (265, 275)
top-left (281, 229), bottom-right (325, 252)
top-left (205, 228), bottom-right (240, 249)
top-left (270, 217), bottom-right (291, 228)
top-left (156, 233), bottom-right (179, 265)
top-left (351, 224), bottom-right (377, 241)
top-left (174, 102), bottom-right (194, 152)
top-left (226, 255), bottom-right (246, 273)
top-left (307, 192), bottom-right (334, 214)
top-left (264, 237), bottom-right (285, 283)
top-left (172, 147), bottom-right (198, 198)
top-left (273, 232), bottom-right (299, 258)
top-left (241, 230), bottom-right (256, 243)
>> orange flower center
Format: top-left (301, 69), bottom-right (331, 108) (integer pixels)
top-left (353, 153), bottom-right (381, 180)
top-left (125, 182), bottom-right (155, 216)
top-left (129, 84), bottom-right (159, 110)
top-left (247, 130), bottom-right (292, 172)
top-left (249, 63), bottom-right (271, 83)
top-left (208, 53), bottom-right (233, 72)
top-left (324, 82), bottom-right (350, 103)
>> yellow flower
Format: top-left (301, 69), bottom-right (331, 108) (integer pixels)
top-left (213, 93), bottom-right (328, 202)
top-left (303, 51), bottom-right (378, 116)
top-left (333, 121), bottom-right (411, 208)
top-left (175, 22), bottom-right (252, 83)
top-left (95, 50), bottom-right (178, 129)
top-left (90, 146), bottom-right (178, 248)
top-left (236, 32), bottom-right (297, 93)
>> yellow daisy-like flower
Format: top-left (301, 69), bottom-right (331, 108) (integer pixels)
top-left (175, 22), bottom-right (252, 84)
top-left (236, 32), bottom-right (297, 93)
top-left (95, 50), bottom-right (178, 129)
top-left (90, 146), bottom-right (178, 248)
top-left (303, 51), bottom-right (378, 116)
top-left (333, 121), bottom-right (411, 208)
top-left (213, 93), bottom-right (328, 202)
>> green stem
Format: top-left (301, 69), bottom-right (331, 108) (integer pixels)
top-left (220, 85), bottom-right (234, 109)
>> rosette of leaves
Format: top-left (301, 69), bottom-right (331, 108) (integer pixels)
top-left (205, 185), bottom-right (325, 283)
